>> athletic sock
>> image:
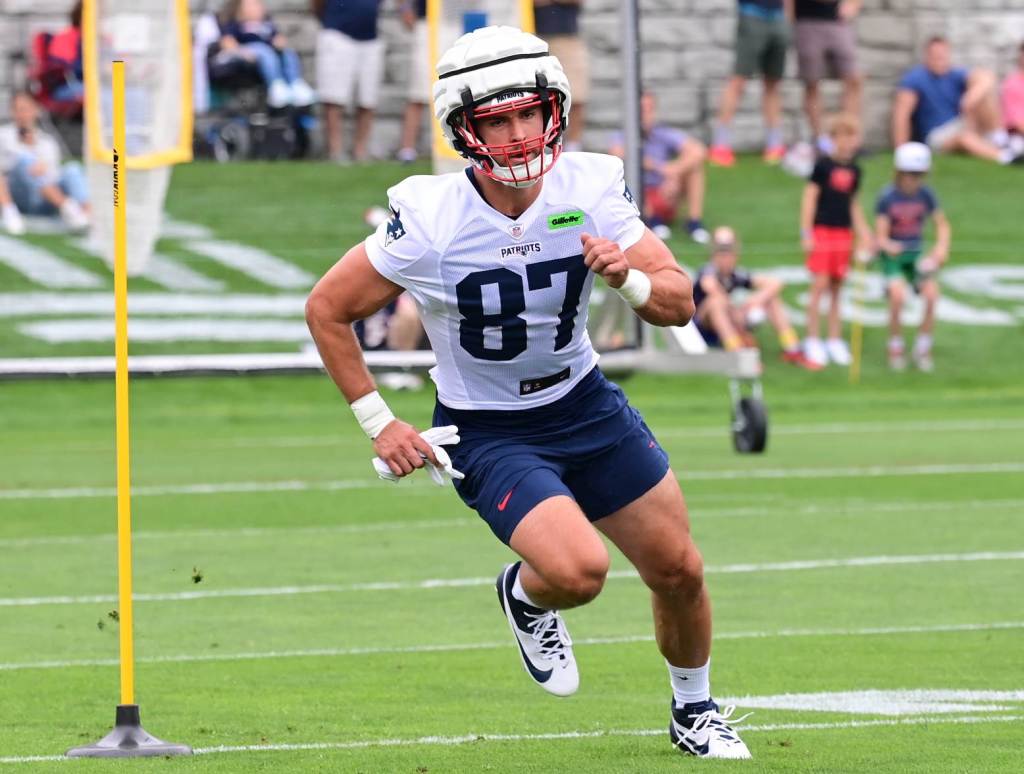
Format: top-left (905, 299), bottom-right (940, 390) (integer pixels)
top-left (816, 134), bottom-right (834, 154)
top-left (998, 148), bottom-right (1015, 165)
top-left (713, 123), bottom-right (732, 148)
top-left (889, 335), bottom-right (904, 351)
top-left (779, 327), bottom-right (800, 352)
top-left (667, 659), bottom-right (712, 707)
top-left (765, 126), bottom-right (783, 149)
top-left (913, 333), bottom-right (932, 355)
top-left (723, 333), bottom-right (743, 351)
top-left (511, 566), bottom-right (546, 609)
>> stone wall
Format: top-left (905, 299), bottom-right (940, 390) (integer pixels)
top-left (1, 0), bottom-right (1022, 154)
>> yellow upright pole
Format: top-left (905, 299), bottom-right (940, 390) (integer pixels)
top-left (111, 59), bottom-right (135, 706)
top-left (67, 58), bottom-right (191, 757)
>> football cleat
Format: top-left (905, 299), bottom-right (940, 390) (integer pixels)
top-left (496, 563), bottom-right (578, 697)
top-left (670, 699), bottom-right (752, 759)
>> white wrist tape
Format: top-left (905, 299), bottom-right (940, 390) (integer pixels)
top-left (350, 390), bottom-right (395, 439)
top-left (615, 269), bottom-right (652, 308)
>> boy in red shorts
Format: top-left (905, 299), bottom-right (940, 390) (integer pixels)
top-left (799, 113), bottom-right (872, 367)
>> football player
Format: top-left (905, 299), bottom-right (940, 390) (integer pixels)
top-left (306, 25), bottom-right (751, 759)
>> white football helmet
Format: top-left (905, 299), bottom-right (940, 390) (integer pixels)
top-left (433, 25), bottom-right (572, 188)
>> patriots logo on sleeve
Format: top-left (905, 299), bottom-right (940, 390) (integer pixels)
top-left (384, 206), bottom-right (406, 246)
top-left (623, 184), bottom-right (640, 215)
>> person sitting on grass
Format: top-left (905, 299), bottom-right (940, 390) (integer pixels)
top-left (0, 90), bottom-right (89, 232)
top-left (893, 36), bottom-right (1022, 165)
top-left (1001, 41), bottom-right (1024, 147)
top-left (799, 112), bottom-right (872, 368)
top-left (220, 0), bottom-right (315, 109)
top-left (608, 91), bottom-right (710, 244)
top-left (693, 226), bottom-right (820, 369)
top-left (870, 142), bottom-right (951, 372)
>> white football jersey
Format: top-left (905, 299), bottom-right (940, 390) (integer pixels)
top-left (364, 152), bottom-right (646, 410)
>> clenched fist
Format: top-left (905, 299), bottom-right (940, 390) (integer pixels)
top-left (581, 232), bottom-right (629, 289)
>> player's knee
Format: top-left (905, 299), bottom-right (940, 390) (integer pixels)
top-left (888, 282), bottom-right (905, 305)
top-left (549, 552), bottom-right (609, 604)
top-left (645, 544), bottom-right (705, 599)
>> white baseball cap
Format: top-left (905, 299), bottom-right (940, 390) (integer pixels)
top-left (894, 142), bottom-right (932, 173)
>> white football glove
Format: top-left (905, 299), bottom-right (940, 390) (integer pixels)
top-left (372, 424), bottom-right (465, 486)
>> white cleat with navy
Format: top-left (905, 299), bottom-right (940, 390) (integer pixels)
top-left (669, 699), bottom-right (752, 759)
top-left (496, 562), bottom-right (579, 697)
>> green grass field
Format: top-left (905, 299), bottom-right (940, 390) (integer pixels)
top-left (1, 156), bottom-right (1023, 771)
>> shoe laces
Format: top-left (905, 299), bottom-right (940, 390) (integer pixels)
top-left (679, 704), bottom-right (752, 748)
top-left (524, 609), bottom-right (573, 661)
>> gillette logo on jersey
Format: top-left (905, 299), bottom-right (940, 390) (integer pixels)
top-left (501, 242), bottom-right (542, 259)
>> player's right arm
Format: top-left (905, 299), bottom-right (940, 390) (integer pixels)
top-left (874, 213), bottom-right (900, 255)
top-left (305, 244), bottom-right (439, 476)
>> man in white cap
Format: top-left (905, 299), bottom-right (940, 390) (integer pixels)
top-left (305, 25), bottom-right (751, 759)
top-left (871, 142), bottom-right (952, 371)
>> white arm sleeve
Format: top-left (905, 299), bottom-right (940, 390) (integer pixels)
top-left (363, 195), bottom-right (435, 305)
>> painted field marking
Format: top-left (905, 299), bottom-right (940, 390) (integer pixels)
top-left (4, 497), bottom-right (1021, 550)
top-left (0, 235), bottom-right (103, 288)
top-left (19, 318), bottom-right (312, 343)
top-left (0, 292), bottom-right (304, 317)
top-left (0, 714), bottom-right (1019, 764)
top-left (1, 551), bottom-right (1021, 607)
top-left (0, 621), bottom-right (1021, 673)
top-left (184, 239), bottom-right (316, 288)
top-left (4, 461), bottom-right (1024, 502)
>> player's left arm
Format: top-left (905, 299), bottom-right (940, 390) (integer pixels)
top-left (581, 228), bottom-right (694, 327)
top-left (929, 209), bottom-right (952, 265)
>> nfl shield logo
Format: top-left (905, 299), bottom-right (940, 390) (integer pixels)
top-left (508, 223), bottom-right (525, 239)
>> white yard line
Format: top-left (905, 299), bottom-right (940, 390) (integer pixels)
top-left (4, 497), bottom-right (1021, 550)
top-left (184, 239), bottom-right (315, 288)
top-left (0, 621), bottom-right (1020, 673)
top-left (0, 235), bottom-right (103, 289)
top-left (4, 461), bottom-right (1024, 502)
top-left (0, 714), bottom-right (1018, 764)
top-left (18, 318), bottom-right (313, 344)
top-left (2, 551), bottom-right (1021, 608)
top-left (29, 417), bottom-right (1024, 453)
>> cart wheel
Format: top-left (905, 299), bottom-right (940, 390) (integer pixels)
top-left (732, 397), bottom-right (768, 454)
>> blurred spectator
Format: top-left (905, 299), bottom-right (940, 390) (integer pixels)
top-left (608, 92), bottom-right (709, 244)
top-left (0, 92), bottom-right (89, 232)
top-left (25, 1), bottom-right (83, 121)
top-left (1001, 42), bottom-right (1024, 140)
top-left (533, 0), bottom-right (588, 152)
top-left (1, 174), bottom-right (25, 235)
top-left (710, 0), bottom-right (793, 167)
top-left (893, 36), bottom-right (1023, 165)
top-left (219, 0), bottom-right (315, 109)
top-left (313, 0), bottom-right (384, 162)
top-left (799, 113), bottom-right (871, 368)
top-left (397, 0), bottom-right (429, 163)
top-left (692, 226), bottom-right (818, 368)
top-left (794, 0), bottom-right (863, 155)
top-left (873, 142), bottom-right (951, 372)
